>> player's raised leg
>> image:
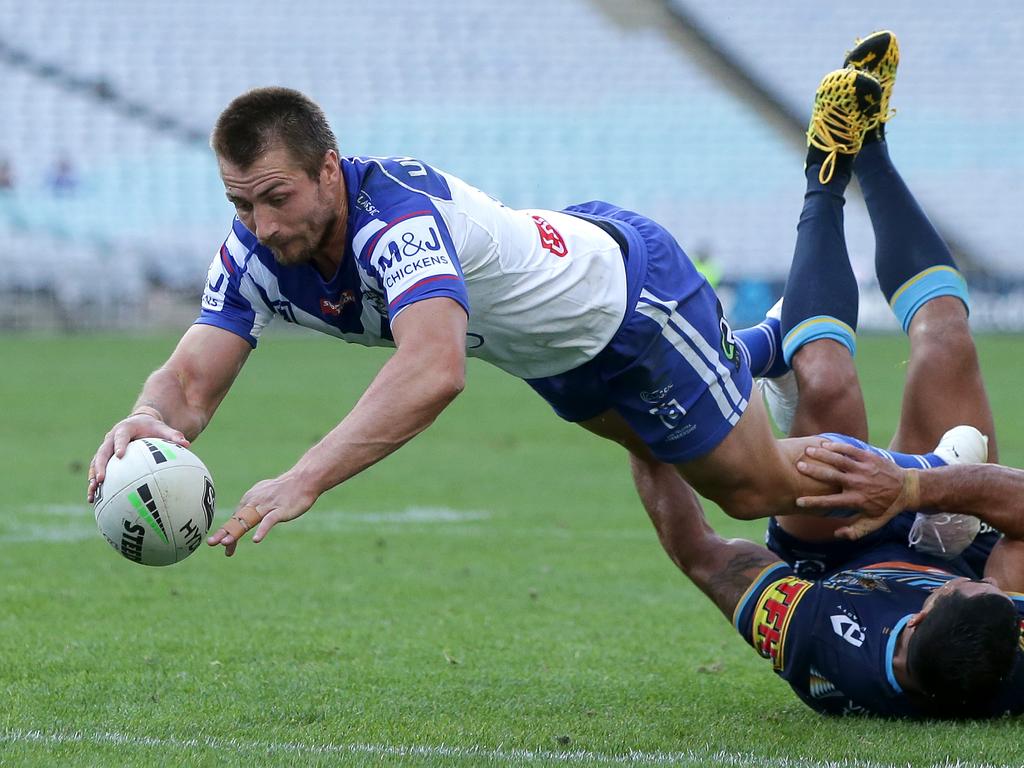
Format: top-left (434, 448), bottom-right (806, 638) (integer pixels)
top-left (846, 32), bottom-right (997, 460)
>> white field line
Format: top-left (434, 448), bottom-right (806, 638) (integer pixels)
top-left (0, 729), bottom-right (1016, 768)
top-left (318, 507), bottom-right (492, 524)
top-left (0, 504), bottom-right (656, 545)
top-left (0, 505), bottom-right (492, 544)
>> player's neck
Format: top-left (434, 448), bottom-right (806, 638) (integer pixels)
top-left (891, 621), bottom-right (921, 695)
top-left (310, 180), bottom-right (349, 280)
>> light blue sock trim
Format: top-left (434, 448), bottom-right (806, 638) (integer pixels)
top-left (782, 316), bottom-right (857, 366)
top-left (890, 266), bottom-right (970, 333)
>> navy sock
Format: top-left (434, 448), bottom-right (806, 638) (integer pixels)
top-left (735, 316), bottom-right (787, 378)
top-left (780, 164), bottom-right (859, 365)
top-left (854, 141), bottom-right (968, 331)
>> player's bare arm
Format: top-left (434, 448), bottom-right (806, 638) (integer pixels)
top-left (794, 440), bottom-right (1024, 541)
top-left (87, 324), bottom-right (251, 501)
top-left (630, 457), bottom-right (781, 619)
top-left (208, 296), bottom-right (468, 556)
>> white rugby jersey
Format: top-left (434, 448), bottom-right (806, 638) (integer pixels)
top-left (197, 156), bottom-right (628, 379)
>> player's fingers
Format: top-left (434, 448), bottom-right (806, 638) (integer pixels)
top-left (795, 492), bottom-right (861, 509)
top-left (251, 511), bottom-right (280, 544)
top-left (111, 425), bottom-right (132, 459)
top-left (87, 461), bottom-right (97, 503)
top-left (835, 519), bottom-right (884, 540)
top-left (208, 505), bottom-right (263, 547)
top-left (93, 434), bottom-right (115, 484)
top-left (795, 459), bottom-right (844, 484)
top-left (803, 446), bottom-right (858, 472)
top-left (818, 441), bottom-right (874, 464)
top-left (156, 423), bottom-right (190, 447)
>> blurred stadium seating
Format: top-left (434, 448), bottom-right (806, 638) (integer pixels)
top-left (0, 0), bottom-right (1020, 329)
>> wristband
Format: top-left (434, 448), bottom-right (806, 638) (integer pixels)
top-left (886, 469), bottom-right (920, 516)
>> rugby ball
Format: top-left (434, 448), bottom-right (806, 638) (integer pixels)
top-left (94, 438), bottom-right (215, 566)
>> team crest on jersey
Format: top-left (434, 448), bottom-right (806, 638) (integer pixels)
top-left (320, 291), bottom-right (356, 317)
top-left (752, 575), bottom-right (813, 671)
top-left (532, 215), bottom-right (568, 257)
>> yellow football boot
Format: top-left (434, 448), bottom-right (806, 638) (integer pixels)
top-left (806, 68), bottom-right (883, 184)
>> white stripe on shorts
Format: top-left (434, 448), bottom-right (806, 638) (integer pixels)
top-left (637, 290), bottom-right (747, 425)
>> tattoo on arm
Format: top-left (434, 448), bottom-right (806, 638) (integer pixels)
top-left (700, 543), bottom-right (781, 621)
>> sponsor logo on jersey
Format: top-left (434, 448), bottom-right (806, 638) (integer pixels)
top-left (465, 332), bottom-right (485, 349)
top-left (362, 288), bottom-right (388, 316)
top-left (356, 190), bottom-right (380, 216)
top-left (714, 299), bottom-right (740, 370)
top-left (665, 424), bottom-right (697, 442)
top-left (641, 384), bottom-right (674, 404)
top-left (371, 215), bottom-right (457, 298)
top-left (320, 291), bottom-right (356, 317)
top-left (752, 575), bottom-right (813, 671)
top-left (120, 519), bottom-right (146, 563)
top-left (202, 257), bottom-right (230, 312)
top-left (830, 614), bottom-right (866, 647)
top-left (532, 215), bottom-right (568, 257)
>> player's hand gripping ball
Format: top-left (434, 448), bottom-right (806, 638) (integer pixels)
top-left (93, 438), bottom-right (216, 566)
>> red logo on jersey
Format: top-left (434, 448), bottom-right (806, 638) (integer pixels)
top-left (752, 576), bottom-right (813, 671)
top-left (532, 215), bottom-right (568, 257)
top-left (320, 291), bottom-right (356, 317)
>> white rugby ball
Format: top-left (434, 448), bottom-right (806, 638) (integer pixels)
top-left (94, 438), bottom-right (215, 566)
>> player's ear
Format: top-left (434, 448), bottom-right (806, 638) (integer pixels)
top-left (907, 609), bottom-right (928, 627)
top-left (320, 150), bottom-right (339, 185)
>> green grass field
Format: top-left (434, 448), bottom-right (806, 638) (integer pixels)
top-left (2, 331), bottom-right (1024, 767)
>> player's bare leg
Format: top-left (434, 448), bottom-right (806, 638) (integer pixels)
top-left (788, 339), bottom-right (867, 440)
top-left (580, 396), bottom-right (830, 522)
top-left (755, 69), bottom-right (880, 444)
top-left (889, 297), bottom-right (997, 459)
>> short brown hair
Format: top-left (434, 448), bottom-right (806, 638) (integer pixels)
top-left (210, 87), bottom-right (339, 179)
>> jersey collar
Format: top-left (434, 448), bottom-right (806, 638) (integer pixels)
top-left (885, 613), bottom-right (914, 693)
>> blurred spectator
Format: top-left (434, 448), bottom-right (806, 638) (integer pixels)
top-left (0, 157), bottom-right (14, 190)
top-left (692, 241), bottom-right (721, 289)
top-left (47, 154), bottom-right (78, 195)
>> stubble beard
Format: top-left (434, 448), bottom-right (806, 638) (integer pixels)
top-left (270, 208), bottom-right (338, 268)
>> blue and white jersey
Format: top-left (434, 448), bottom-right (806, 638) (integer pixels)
top-left (733, 546), bottom-right (1024, 718)
top-left (197, 156), bottom-right (627, 379)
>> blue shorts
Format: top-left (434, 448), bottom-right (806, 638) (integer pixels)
top-left (765, 514), bottom-right (1001, 580)
top-left (525, 201), bottom-right (752, 464)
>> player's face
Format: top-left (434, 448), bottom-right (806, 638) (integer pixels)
top-left (220, 145), bottom-right (339, 267)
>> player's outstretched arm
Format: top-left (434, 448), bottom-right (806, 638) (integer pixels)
top-left (88, 324), bottom-right (251, 501)
top-left (794, 440), bottom-right (1024, 541)
top-left (208, 296), bottom-right (468, 556)
top-left (632, 457), bottom-right (781, 619)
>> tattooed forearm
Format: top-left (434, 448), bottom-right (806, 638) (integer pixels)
top-left (698, 541), bottom-right (781, 620)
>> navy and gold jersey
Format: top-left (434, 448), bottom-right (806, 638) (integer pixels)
top-left (733, 544), bottom-right (1024, 717)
